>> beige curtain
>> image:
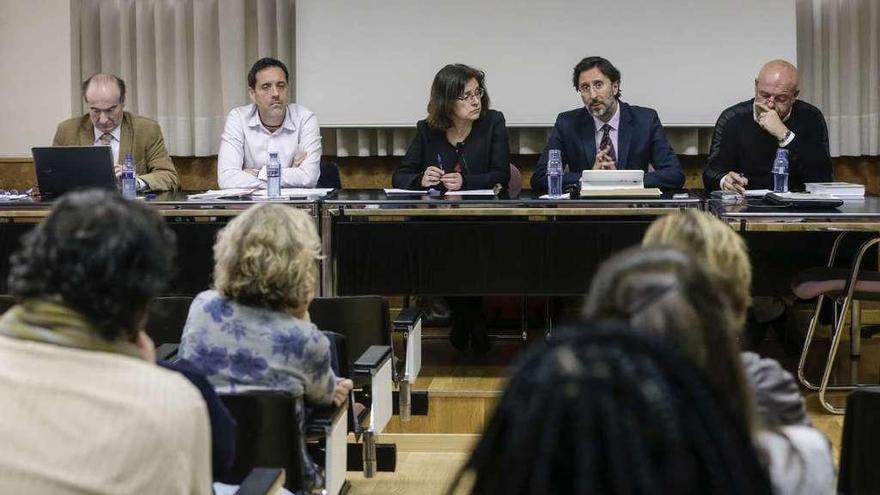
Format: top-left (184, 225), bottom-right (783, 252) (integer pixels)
top-left (73, 0), bottom-right (876, 158)
top-left (74, 0), bottom-right (295, 156)
top-left (797, 0), bottom-right (880, 156)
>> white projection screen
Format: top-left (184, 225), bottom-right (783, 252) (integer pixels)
top-left (296, 0), bottom-right (796, 128)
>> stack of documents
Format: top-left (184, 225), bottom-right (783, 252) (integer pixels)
top-left (188, 188), bottom-right (333, 200)
top-left (805, 182), bottom-right (865, 199)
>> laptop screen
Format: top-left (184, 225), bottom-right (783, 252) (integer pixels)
top-left (31, 146), bottom-right (118, 198)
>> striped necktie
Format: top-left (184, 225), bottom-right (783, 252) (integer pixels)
top-left (600, 123), bottom-right (616, 162)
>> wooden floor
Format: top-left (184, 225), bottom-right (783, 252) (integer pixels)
top-left (348, 316), bottom-right (879, 494)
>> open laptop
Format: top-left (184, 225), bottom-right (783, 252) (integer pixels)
top-left (31, 146), bottom-right (117, 198)
top-left (580, 169), bottom-right (644, 190)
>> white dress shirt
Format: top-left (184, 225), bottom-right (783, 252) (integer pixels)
top-left (93, 126), bottom-right (121, 163)
top-left (92, 125), bottom-right (146, 190)
top-left (592, 103), bottom-right (621, 158)
top-left (217, 103), bottom-right (322, 189)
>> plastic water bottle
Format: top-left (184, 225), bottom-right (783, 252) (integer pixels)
top-left (121, 152), bottom-right (137, 199)
top-left (772, 148), bottom-right (789, 193)
top-left (547, 149), bottom-right (563, 198)
top-left (267, 151), bottom-right (281, 198)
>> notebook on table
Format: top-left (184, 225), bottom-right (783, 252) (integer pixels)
top-left (31, 146), bottom-right (117, 199)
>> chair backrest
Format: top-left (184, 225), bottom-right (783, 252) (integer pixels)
top-left (839, 387), bottom-right (880, 494)
top-left (145, 296), bottom-right (194, 344)
top-left (218, 391), bottom-right (305, 491)
top-left (0, 295), bottom-right (16, 315)
top-left (508, 163), bottom-right (523, 198)
top-left (316, 161), bottom-right (342, 189)
top-left (309, 296), bottom-right (391, 372)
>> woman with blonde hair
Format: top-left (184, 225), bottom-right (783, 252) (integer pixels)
top-left (179, 203), bottom-right (352, 490)
top-left (640, 210), bottom-right (834, 495)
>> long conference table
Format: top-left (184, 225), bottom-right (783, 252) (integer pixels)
top-left (0, 190), bottom-right (877, 298)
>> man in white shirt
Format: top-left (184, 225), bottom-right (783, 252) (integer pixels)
top-left (217, 57), bottom-right (322, 188)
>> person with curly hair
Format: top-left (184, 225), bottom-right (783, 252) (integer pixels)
top-left (456, 323), bottom-right (771, 495)
top-left (0, 189), bottom-right (211, 494)
top-left (179, 203), bottom-right (352, 491)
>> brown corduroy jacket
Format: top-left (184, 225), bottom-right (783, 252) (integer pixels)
top-left (52, 111), bottom-right (180, 192)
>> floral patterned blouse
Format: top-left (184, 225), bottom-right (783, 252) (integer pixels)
top-left (179, 290), bottom-right (337, 404)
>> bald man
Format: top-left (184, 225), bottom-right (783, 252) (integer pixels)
top-left (53, 73), bottom-right (180, 192)
top-left (703, 60), bottom-right (832, 193)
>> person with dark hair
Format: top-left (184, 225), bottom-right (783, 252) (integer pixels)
top-left (582, 246), bottom-right (836, 495)
top-left (392, 63), bottom-right (510, 354)
top-left (392, 63), bottom-right (510, 192)
top-left (703, 59), bottom-right (832, 193)
top-left (0, 189), bottom-right (211, 494)
top-left (52, 72), bottom-right (180, 192)
top-left (642, 211), bottom-right (835, 495)
top-left (531, 56), bottom-right (684, 192)
top-left (217, 57), bottom-right (322, 188)
top-left (457, 323), bottom-right (772, 495)
top-left (583, 246), bottom-right (753, 420)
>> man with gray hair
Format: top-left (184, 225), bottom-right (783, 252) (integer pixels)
top-left (52, 73), bottom-right (180, 192)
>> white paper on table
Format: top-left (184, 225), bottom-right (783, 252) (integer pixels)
top-left (442, 189), bottom-right (496, 196)
top-left (250, 188), bottom-right (333, 198)
top-left (744, 189), bottom-right (772, 197)
top-left (186, 188), bottom-right (255, 200)
top-left (384, 188), bottom-right (427, 195)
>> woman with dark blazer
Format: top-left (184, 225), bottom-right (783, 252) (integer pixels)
top-left (393, 64), bottom-right (510, 192)
top-left (393, 64), bottom-right (510, 354)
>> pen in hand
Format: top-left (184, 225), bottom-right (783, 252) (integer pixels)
top-left (724, 171), bottom-right (749, 194)
top-left (420, 153), bottom-right (445, 189)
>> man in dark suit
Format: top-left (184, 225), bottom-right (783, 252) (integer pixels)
top-left (531, 56), bottom-right (684, 192)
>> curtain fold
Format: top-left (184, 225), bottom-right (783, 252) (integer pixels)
top-left (797, 0), bottom-right (879, 156)
top-left (74, 0), bottom-right (877, 158)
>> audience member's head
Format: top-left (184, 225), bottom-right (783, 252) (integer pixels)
top-left (426, 63), bottom-right (490, 130)
top-left (642, 209), bottom-right (751, 327)
top-left (581, 246), bottom-right (755, 430)
top-left (457, 324), bottom-right (772, 495)
top-left (213, 203), bottom-right (321, 316)
top-left (8, 189), bottom-right (176, 341)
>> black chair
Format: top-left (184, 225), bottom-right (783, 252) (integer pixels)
top-left (317, 161), bottom-right (342, 189)
top-left (219, 391), bottom-right (349, 495)
top-left (0, 295), bottom-right (16, 314)
top-left (234, 468), bottom-right (286, 495)
top-left (309, 296), bottom-right (421, 476)
top-left (839, 387), bottom-right (880, 494)
top-left (145, 296), bottom-right (194, 344)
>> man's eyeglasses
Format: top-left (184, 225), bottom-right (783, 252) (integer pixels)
top-left (757, 91), bottom-right (794, 105)
top-left (578, 82), bottom-right (607, 95)
top-left (457, 88), bottom-right (485, 102)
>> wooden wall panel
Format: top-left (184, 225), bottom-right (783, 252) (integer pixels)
top-left (2, 155), bottom-right (877, 192)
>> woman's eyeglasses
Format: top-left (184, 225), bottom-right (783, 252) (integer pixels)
top-left (456, 87), bottom-right (485, 102)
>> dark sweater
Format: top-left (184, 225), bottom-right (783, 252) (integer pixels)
top-left (703, 99), bottom-right (833, 192)
top-left (392, 109), bottom-right (510, 190)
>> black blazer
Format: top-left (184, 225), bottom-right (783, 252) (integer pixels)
top-left (393, 109), bottom-right (510, 190)
top-left (531, 102), bottom-right (684, 191)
